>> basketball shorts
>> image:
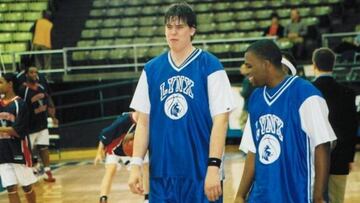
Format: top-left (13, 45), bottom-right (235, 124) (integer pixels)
top-left (105, 152), bottom-right (149, 165)
top-left (150, 177), bottom-right (223, 203)
top-left (29, 128), bottom-right (50, 148)
top-left (0, 163), bottom-right (37, 188)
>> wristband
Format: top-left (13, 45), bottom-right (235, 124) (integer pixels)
top-left (208, 157), bottom-right (221, 168)
top-left (130, 157), bottom-right (143, 166)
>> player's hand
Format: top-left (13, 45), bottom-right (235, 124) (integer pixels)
top-left (128, 165), bottom-right (144, 195)
top-left (204, 166), bottom-right (222, 202)
top-left (52, 117), bottom-right (59, 127)
top-left (93, 152), bottom-right (104, 166)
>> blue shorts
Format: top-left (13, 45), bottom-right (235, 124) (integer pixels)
top-left (150, 177), bottom-right (223, 203)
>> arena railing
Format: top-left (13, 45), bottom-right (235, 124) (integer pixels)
top-left (322, 31), bottom-right (359, 45)
top-left (51, 80), bottom-right (135, 123)
top-left (9, 36), bottom-right (275, 75)
top-left (322, 32), bottom-right (360, 65)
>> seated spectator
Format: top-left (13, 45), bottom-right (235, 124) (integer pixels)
top-left (263, 12), bottom-right (284, 38)
top-left (334, 34), bottom-right (360, 63)
top-left (285, 8), bottom-right (307, 59)
top-left (285, 8), bottom-right (307, 43)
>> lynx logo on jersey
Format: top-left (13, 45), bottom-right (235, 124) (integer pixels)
top-left (164, 93), bottom-right (188, 120)
top-left (257, 114), bottom-right (284, 164)
top-left (258, 134), bottom-right (281, 164)
top-left (160, 75), bottom-right (194, 120)
top-left (160, 76), bottom-right (194, 101)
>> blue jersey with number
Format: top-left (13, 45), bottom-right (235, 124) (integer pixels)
top-left (247, 76), bottom-right (331, 203)
top-left (144, 49), bottom-right (222, 180)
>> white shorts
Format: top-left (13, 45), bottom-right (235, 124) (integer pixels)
top-left (29, 129), bottom-right (50, 148)
top-left (105, 152), bottom-right (149, 165)
top-left (0, 163), bottom-right (37, 188)
top-left (105, 154), bottom-right (130, 165)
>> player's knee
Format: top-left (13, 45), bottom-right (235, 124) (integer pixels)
top-left (6, 185), bottom-right (18, 194)
top-left (105, 164), bottom-right (117, 176)
top-left (22, 185), bottom-right (33, 193)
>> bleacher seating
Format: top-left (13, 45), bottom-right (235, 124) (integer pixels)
top-left (74, 0), bottom-right (340, 64)
top-left (0, 0), bottom-right (48, 65)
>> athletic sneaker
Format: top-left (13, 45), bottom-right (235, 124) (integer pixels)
top-left (44, 170), bottom-right (56, 182)
top-left (99, 196), bottom-right (107, 203)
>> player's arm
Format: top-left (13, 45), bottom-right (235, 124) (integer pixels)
top-left (41, 79), bottom-right (58, 125)
top-left (0, 127), bottom-right (19, 138)
top-left (235, 152), bottom-right (255, 202)
top-left (235, 117), bottom-right (255, 202)
top-left (46, 93), bottom-right (58, 125)
top-left (205, 112), bottom-right (229, 202)
top-left (128, 70), bottom-right (150, 195)
top-left (9, 101), bottom-right (30, 139)
top-left (94, 141), bottom-right (105, 165)
top-left (128, 112), bottom-right (149, 195)
top-left (313, 142), bottom-right (330, 203)
top-left (132, 112), bottom-right (149, 159)
top-left (299, 95), bottom-right (336, 203)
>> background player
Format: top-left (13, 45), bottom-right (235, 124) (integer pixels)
top-left (94, 112), bottom-right (149, 203)
top-left (235, 40), bottom-right (336, 203)
top-left (0, 73), bottom-right (37, 203)
top-left (18, 66), bottom-right (57, 182)
top-left (128, 3), bottom-right (235, 202)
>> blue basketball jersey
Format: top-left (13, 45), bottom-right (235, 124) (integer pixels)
top-left (140, 49), bottom-right (229, 180)
top-left (244, 76), bottom-right (336, 203)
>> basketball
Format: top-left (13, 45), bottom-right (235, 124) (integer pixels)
top-left (122, 138), bottom-right (134, 157)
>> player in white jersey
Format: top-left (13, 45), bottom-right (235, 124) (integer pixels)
top-left (128, 3), bottom-right (236, 203)
top-left (235, 40), bottom-right (336, 203)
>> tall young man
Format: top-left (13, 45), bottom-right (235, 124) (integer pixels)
top-left (236, 40), bottom-right (336, 203)
top-left (128, 3), bottom-right (235, 202)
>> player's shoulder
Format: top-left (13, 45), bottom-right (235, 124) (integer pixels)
top-left (292, 76), bottom-right (323, 102)
top-left (248, 87), bottom-right (263, 101)
top-left (200, 49), bottom-right (218, 59)
top-left (17, 83), bottom-right (27, 93)
top-left (144, 51), bottom-right (168, 70)
top-left (13, 96), bottom-right (27, 108)
top-left (199, 50), bottom-right (221, 65)
top-left (293, 77), bottom-right (319, 93)
top-left (115, 112), bottom-right (132, 122)
top-left (197, 49), bottom-right (224, 75)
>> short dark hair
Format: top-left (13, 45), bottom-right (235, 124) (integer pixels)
top-left (164, 3), bottom-right (197, 28)
top-left (2, 73), bottom-right (18, 91)
top-left (312, 47), bottom-right (335, 72)
top-left (246, 39), bottom-right (282, 69)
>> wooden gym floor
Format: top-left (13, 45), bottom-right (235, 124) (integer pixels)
top-left (0, 146), bottom-right (359, 203)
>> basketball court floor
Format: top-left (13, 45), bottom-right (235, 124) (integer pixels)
top-left (0, 146), bottom-right (359, 203)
